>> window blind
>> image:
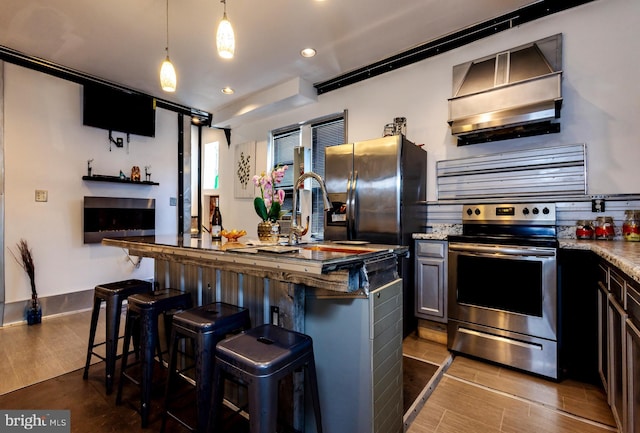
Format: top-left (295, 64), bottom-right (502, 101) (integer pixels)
top-left (311, 118), bottom-right (346, 235)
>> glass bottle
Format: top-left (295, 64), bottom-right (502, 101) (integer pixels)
top-left (623, 210), bottom-right (640, 241)
top-left (211, 197), bottom-right (222, 241)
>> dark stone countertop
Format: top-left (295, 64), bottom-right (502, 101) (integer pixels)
top-left (102, 235), bottom-right (408, 294)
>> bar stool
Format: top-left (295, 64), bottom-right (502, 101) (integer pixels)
top-left (116, 288), bottom-right (193, 428)
top-left (82, 279), bottom-right (152, 394)
top-left (161, 302), bottom-right (251, 433)
top-left (210, 324), bottom-right (323, 433)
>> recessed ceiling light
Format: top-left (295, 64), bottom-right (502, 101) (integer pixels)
top-left (300, 48), bottom-right (316, 58)
top-left (221, 87), bottom-right (234, 95)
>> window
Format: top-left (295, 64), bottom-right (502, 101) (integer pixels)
top-left (272, 130), bottom-right (300, 188)
top-left (272, 129), bottom-right (300, 214)
top-left (203, 141), bottom-right (220, 189)
top-left (271, 112), bottom-right (346, 238)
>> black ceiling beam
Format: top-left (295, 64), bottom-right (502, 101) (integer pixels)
top-left (314, 0), bottom-right (595, 95)
top-left (0, 44), bottom-right (212, 126)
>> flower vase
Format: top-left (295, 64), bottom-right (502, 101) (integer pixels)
top-left (257, 221), bottom-right (280, 242)
top-left (26, 295), bottom-right (42, 325)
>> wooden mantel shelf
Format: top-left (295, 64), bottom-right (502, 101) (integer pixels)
top-left (82, 175), bottom-right (159, 186)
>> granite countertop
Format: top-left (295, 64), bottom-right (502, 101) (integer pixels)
top-left (560, 239), bottom-right (640, 284)
top-left (413, 230), bottom-right (640, 284)
top-left (413, 233), bottom-right (449, 240)
top-left (413, 224), bottom-right (462, 240)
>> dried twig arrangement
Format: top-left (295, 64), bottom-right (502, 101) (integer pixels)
top-left (10, 239), bottom-right (37, 298)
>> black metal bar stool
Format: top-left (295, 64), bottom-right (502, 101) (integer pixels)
top-left (116, 288), bottom-right (193, 428)
top-left (210, 323), bottom-right (323, 433)
top-left (82, 279), bottom-right (152, 394)
top-left (161, 302), bottom-right (251, 433)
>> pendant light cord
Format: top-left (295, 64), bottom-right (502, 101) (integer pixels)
top-left (165, 0), bottom-right (170, 56)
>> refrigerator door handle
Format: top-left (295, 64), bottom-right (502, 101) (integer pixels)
top-left (346, 171), bottom-right (353, 238)
top-left (349, 170), bottom-right (358, 238)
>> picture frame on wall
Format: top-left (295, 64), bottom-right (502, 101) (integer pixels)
top-left (234, 141), bottom-right (255, 199)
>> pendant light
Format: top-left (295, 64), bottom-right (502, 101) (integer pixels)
top-left (216, 0), bottom-right (235, 59)
top-left (160, 0), bottom-right (177, 92)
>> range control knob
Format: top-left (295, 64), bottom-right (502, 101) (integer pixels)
top-left (466, 208), bottom-right (473, 216)
top-left (522, 208), bottom-right (530, 215)
top-left (543, 207), bottom-right (550, 214)
top-left (533, 207), bottom-right (540, 215)
top-left (474, 208), bottom-right (481, 215)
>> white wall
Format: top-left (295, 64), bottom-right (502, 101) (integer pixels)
top-left (220, 0), bottom-right (640, 237)
top-left (4, 64), bottom-right (180, 307)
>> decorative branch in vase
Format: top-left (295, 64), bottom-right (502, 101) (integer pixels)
top-left (10, 239), bottom-right (41, 325)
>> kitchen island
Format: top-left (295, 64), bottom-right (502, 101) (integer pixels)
top-left (103, 235), bottom-right (407, 433)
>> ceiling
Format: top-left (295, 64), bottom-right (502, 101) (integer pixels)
top-left (0, 0), bottom-right (541, 127)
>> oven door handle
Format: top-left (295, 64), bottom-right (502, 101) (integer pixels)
top-left (449, 243), bottom-right (556, 258)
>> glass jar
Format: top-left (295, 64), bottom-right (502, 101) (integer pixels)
top-left (383, 123), bottom-right (395, 137)
top-left (594, 216), bottom-right (615, 240)
top-left (575, 220), bottom-right (594, 240)
top-left (622, 210), bottom-right (640, 241)
top-left (393, 117), bottom-right (407, 136)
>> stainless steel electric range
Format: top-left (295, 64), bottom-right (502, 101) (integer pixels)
top-left (447, 202), bottom-right (559, 379)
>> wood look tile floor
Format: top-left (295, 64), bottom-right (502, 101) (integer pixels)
top-left (403, 334), bottom-right (617, 433)
top-left (0, 310), bottom-right (101, 395)
top-left (0, 312), bottom-right (619, 433)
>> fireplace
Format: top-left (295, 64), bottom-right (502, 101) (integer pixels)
top-left (84, 196), bottom-right (155, 244)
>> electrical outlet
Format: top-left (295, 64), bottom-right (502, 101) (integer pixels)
top-left (592, 198), bottom-right (606, 212)
top-left (35, 190), bottom-right (48, 202)
top-left (270, 306), bottom-right (279, 325)
top-left (115, 137), bottom-right (124, 147)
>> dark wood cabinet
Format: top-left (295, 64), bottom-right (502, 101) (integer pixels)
top-left (626, 280), bottom-right (640, 433)
top-left (597, 261), bottom-right (610, 393)
top-left (608, 293), bottom-right (627, 430)
top-left (596, 258), bottom-right (637, 433)
top-left (558, 249), bottom-right (599, 383)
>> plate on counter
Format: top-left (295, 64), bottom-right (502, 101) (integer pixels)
top-left (255, 246), bottom-right (301, 254)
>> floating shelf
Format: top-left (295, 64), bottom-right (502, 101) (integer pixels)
top-left (82, 175), bottom-right (159, 186)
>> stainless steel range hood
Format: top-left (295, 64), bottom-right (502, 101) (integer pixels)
top-left (448, 34), bottom-right (562, 145)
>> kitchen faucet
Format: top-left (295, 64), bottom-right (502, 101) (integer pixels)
top-left (288, 171), bottom-right (332, 245)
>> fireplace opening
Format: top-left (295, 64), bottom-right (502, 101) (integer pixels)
top-left (84, 196), bottom-right (155, 244)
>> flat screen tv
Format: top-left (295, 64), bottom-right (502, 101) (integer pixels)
top-left (83, 84), bottom-right (156, 137)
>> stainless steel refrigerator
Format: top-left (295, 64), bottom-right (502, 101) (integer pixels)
top-left (324, 134), bottom-right (427, 336)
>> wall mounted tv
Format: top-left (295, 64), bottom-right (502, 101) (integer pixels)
top-left (83, 84), bottom-right (156, 137)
